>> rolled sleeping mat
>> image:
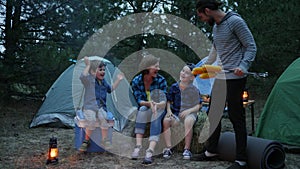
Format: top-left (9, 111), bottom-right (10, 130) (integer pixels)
top-left (218, 132), bottom-right (285, 169)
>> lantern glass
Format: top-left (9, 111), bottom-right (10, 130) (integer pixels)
top-left (50, 148), bottom-right (58, 158)
top-left (47, 137), bottom-right (58, 164)
top-left (242, 90), bottom-right (249, 102)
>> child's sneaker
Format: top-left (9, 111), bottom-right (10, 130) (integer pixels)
top-left (101, 138), bottom-right (112, 150)
top-left (142, 149), bottom-right (154, 165)
top-left (79, 140), bottom-right (90, 152)
top-left (162, 148), bottom-right (172, 159)
top-left (182, 149), bottom-right (192, 160)
top-left (131, 145), bottom-right (142, 159)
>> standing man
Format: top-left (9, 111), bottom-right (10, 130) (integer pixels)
top-left (192, 1), bottom-right (257, 169)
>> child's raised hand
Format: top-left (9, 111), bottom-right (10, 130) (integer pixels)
top-left (84, 56), bottom-right (90, 66)
top-left (117, 72), bottom-right (124, 81)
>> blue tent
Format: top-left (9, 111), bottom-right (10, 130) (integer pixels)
top-left (193, 57), bottom-right (216, 95)
top-left (30, 56), bottom-right (138, 132)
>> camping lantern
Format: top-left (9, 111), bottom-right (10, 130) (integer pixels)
top-left (46, 137), bottom-right (59, 164)
top-left (242, 89), bottom-right (249, 102)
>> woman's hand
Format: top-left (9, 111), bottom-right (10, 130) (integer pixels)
top-left (150, 101), bottom-right (157, 117)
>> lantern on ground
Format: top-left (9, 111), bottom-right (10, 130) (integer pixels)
top-left (46, 137), bottom-right (59, 164)
top-left (242, 89), bottom-right (249, 102)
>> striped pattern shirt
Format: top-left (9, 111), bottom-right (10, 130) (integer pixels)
top-left (206, 12), bottom-right (257, 79)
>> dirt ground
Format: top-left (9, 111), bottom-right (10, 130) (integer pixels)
top-left (0, 100), bottom-right (299, 169)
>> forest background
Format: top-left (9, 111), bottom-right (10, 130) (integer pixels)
top-left (0, 1), bottom-right (300, 168)
top-left (0, 0), bottom-right (299, 104)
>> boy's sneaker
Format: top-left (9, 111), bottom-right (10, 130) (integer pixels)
top-left (142, 149), bottom-right (153, 165)
top-left (101, 138), bottom-right (112, 150)
top-left (79, 140), bottom-right (90, 152)
top-left (162, 148), bottom-right (172, 159)
top-left (182, 149), bottom-right (192, 160)
top-left (131, 145), bottom-right (142, 159)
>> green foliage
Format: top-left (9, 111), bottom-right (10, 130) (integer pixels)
top-left (225, 0), bottom-right (300, 98)
top-left (231, 0), bottom-right (300, 75)
top-left (0, 0), bottom-right (118, 102)
top-left (0, 0), bottom-right (299, 104)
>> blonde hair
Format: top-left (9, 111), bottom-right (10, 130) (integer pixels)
top-left (138, 54), bottom-right (160, 73)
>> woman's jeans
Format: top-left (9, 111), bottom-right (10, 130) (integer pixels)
top-left (135, 106), bottom-right (166, 142)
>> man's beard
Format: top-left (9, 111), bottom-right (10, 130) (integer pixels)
top-left (208, 16), bottom-right (215, 26)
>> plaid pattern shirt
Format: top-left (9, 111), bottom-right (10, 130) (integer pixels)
top-left (167, 82), bottom-right (202, 116)
top-left (131, 74), bottom-right (167, 106)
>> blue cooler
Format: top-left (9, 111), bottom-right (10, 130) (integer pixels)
top-left (74, 110), bottom-right (113, 152)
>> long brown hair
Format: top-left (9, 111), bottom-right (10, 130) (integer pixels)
top-left (138, 54), bottom-right (160, 75)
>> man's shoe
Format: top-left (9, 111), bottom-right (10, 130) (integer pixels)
top-left (190, 152), bottom-right (219, 161)
top-left (79, 140), bottom-right (90, 152)
top-left (142, 149), bottom-right (153, 165)
top-left (162, 148), bottom-right (172, 159)
top-left (131, 145), bottom-right (142, 160)
top-left (182, 149), bottom-right (192, 160)
top-left (227, 162), bottom-right (248, 169)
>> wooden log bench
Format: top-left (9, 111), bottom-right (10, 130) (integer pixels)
top-left (123, 111), bottom-right (208, 155)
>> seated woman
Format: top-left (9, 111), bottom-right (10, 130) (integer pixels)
top-left (130, 54), bottom-right (167, 165)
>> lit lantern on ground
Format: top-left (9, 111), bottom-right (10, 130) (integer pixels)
top-left (46, 137), bottom-right (59, 164)
top-left (242, 89), bottom-right (249, 102)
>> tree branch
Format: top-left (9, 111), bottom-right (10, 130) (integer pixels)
top-left (126, 0), bottom-right (137, 13)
